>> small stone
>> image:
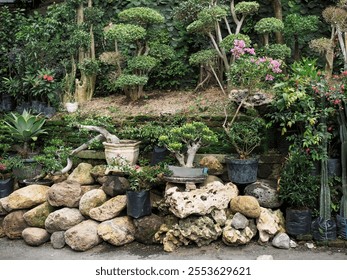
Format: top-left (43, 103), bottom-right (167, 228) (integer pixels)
top-left (257, 255), bottom-right (273, 260)
top-left (22, 227), bottom-right (50, 246)
top-left (231, 212), bottom-right (249, 229)
top-left (51, 231), bottom-right (66, 249)
top-left (305, 242), bottom-right (316, 249)
top-left (290, 240), bottom-right (298, 248)
top-left (272, 232), bottom-right (290, 249)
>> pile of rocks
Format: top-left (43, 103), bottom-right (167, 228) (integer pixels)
top-left (0, 161), bottom-right (292, 252)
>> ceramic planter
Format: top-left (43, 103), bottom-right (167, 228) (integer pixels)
top-left (225, 157), bottom-right (258, 185)
top-left (103, 140), bottom-right (141, 167)
top-left (163, 165), bottom-right (208, 184)
top-left (65, 102), bottom-right (78, 113)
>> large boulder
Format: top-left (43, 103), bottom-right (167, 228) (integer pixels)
top-left (47, 181), bottom-right (82, 208)
top-left (89, 195), bottom-right (127, 222)
top-left (244, 180), bottom-right (282, 208)
top-left (68, 163), bottom-right (95, 185)
top-left (22, 227), bottom-right (50, 246)
top-left (97, 216), bottom-right (136, 246)
top-left (0, 217), bottom-right (5, 238)
top-left (65, 220), bottom-right (102, 251)
top-left (165, 181), bottom-right (238, 219)
top-left (0, 198), bottom-right (8, 216)
top-left (2, 210), bottom-right (28, 239)
top-left (2, 184), bottom-right (50, 212)
top-left (256, 207), bottom-right (285, 242)
top-left (230, 196), bottom-right (261, 218)
top-left (79, 189), bottom-right (107, 217)
top-left (45, 208), bottom-right (85, 233)
top-left (23, 202), bottom-right (55, 228)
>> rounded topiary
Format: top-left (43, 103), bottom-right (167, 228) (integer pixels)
top-left (234, 1), bottom-right (260, 15)
top-left (254, 17), bottom-right (284, 34)
top-left (284, 14), bottom-right (318, 36)
top-left (259, 44), bottom-right (291, 60)
top-left (118, 7), bottom-right (165, 26)
top-left (189, 49), bottom-right (218, 65)
top-left (105, 23), bottom-right (146, 43)
top-left (309, 38), bottom-right (333, 54)
top-left (113, 74), bottom-right (148, 88)
top-left (323, 6), bottom-right (347, 26)
top-left (127, 56), bottom-right (158, 72)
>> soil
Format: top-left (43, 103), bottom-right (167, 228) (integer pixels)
top-left (76, 87), bottom-right (230, 120)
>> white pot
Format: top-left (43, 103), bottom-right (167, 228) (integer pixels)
top-left (65, 102), bottom-right (78, 113)
top-left (103, 140), bottom-right (141, 167)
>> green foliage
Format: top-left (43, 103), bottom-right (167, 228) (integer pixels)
top-left (4, 110), bottom-right (46, 157)
top-left (225, 117), bottom-right (266, 159)
top-left (127, 56), bottom-right (158, 73)
top-left (118, 7), bottom-right (165, 26)
top-left (159, 122), bottom-right (218, 154)
top-left (173, 0), bottom-right (210, 25)
top-left (34, 139), bottom-right (72, 174)
top-left (189, 49), bottom-right (218, 65)
top-left (284, 13), bottom-right (319, 37)
top-left (254, 17), bottom-right (284, 34)
top-left (112, 74), bottom-right (148, 89)
top-left (258, 44), bottom-right (292, 60)
top-left (279, 144), bottom-right (320, 209)
top-left (105, 23), bottom-right (146, 43)
top-left (234, 1), bottom-right (260, 15)
top-left (78, 59), bottom-right (100, 76)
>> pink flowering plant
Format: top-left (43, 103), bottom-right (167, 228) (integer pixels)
top-left (228, 39), bottom-right (283, 91)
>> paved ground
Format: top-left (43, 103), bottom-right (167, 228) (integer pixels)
top-left (1, 238), bottom-right (347, 260)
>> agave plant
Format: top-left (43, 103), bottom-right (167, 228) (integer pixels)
top-left (4, 109), bottom-right (46, 158)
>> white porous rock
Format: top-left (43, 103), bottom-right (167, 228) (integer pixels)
top-left (165, 181), bottom-right (238, 219)
top-left (256, 207), bottom-right (285, 242)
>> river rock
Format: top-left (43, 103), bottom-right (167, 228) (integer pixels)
top-left (68, 163), bottom-right (95, 185)
top-left (97, 216), bottom-right (136, 246)
top-left (2, 210), bottom-right (28, 239)
top-left (89, 195), bottom-right (127, 222)
top-left (50, 231), bottom-right (65, 249)
top-left (230, 196), bottom-right (261, 218)
top-left (45, 208), bottom-right (85, 233)
top-left (272, 232), bottom-right (290, 249)
top-left (80, 185), bottom-right (101, 195)
top-left (244, 180), bottom-right (282, 208)
top-left (3, 184), bottom-right (50, 211)
top-left (47, 181), bottom-right (82, 208)
top-left (231, 212), bottom-right (249, 229)
top-left (0, 198), bottom-right (8, 216)
top-left (165, 181), bottom-right (238, 219)
top-left (23, 202), bottom-right (55, 228)
top-left (79, 189), bottom-right (107, 217)
top-left (65, 220), bottom-right (102, 251)
top-left (22, 227), bottom-right (50, 246)
top-left (101, 176), bottom-right (130, 196)
top-left (0, 217), bottom-right (5, 237)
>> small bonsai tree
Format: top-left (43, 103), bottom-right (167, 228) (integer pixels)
top-left (103, 7), bottom-right (165, 101)
top-left (158, 122), bottom-right (218, 167)
top-left (254, 17), bottom-right (284, 46)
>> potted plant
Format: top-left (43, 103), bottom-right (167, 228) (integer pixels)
top-left (158, 122), bottom-right (217, 182)
top-left (112, 159), bottom-right (171, 218)
top-left (278, 143), bottom-right (320, 237)
top-left (3, 109), bottom-right (47, 182)
top-left (0, 156), bottom-right (17, 198)
top-left (223, 116), bottom-right (266, 185)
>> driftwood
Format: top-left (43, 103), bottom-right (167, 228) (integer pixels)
top-left (57, 125), bottom-right (120, 174)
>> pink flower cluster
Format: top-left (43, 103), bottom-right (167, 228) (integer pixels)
top-left (231, 40), bottom-right (256, 59)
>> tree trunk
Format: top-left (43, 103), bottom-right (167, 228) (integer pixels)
top-left (270, 0), bottom-right (284, 44)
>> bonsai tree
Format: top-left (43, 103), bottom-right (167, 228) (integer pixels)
top-left (103, 7), bottom-right (164, 101)
top-left (254, 17), bottom-right (284, 46)
top-left (4, 110), bottom-right (46, 158)
top-left (223, 117), bottom-right (266, 159)
top-left (158, 122), bottom-right (218, 167)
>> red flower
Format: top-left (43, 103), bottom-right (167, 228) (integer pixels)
top-left (46, 75), bottom-right (54, 82)
top-left (43, 74), bottom-right (48, 80)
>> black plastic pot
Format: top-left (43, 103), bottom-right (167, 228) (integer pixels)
top-left (285, 208), bottom-right (312, 236)
top-left (311, 217), bottom-right (337, 241)
top-left (150, 146), bottom-right (170, 166)
top-left (225, 157), bottom-right (258, 185)
top-left (0, 177), bottom-right (14, 198)
top-left (0, 93), bottom-right (15, 112)
top-left (12, 159), bottom-right (42, 182)
top-left (336, 214), bottom-right (347, 240)
top-left (126, 190), bottom-right (151, 219)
